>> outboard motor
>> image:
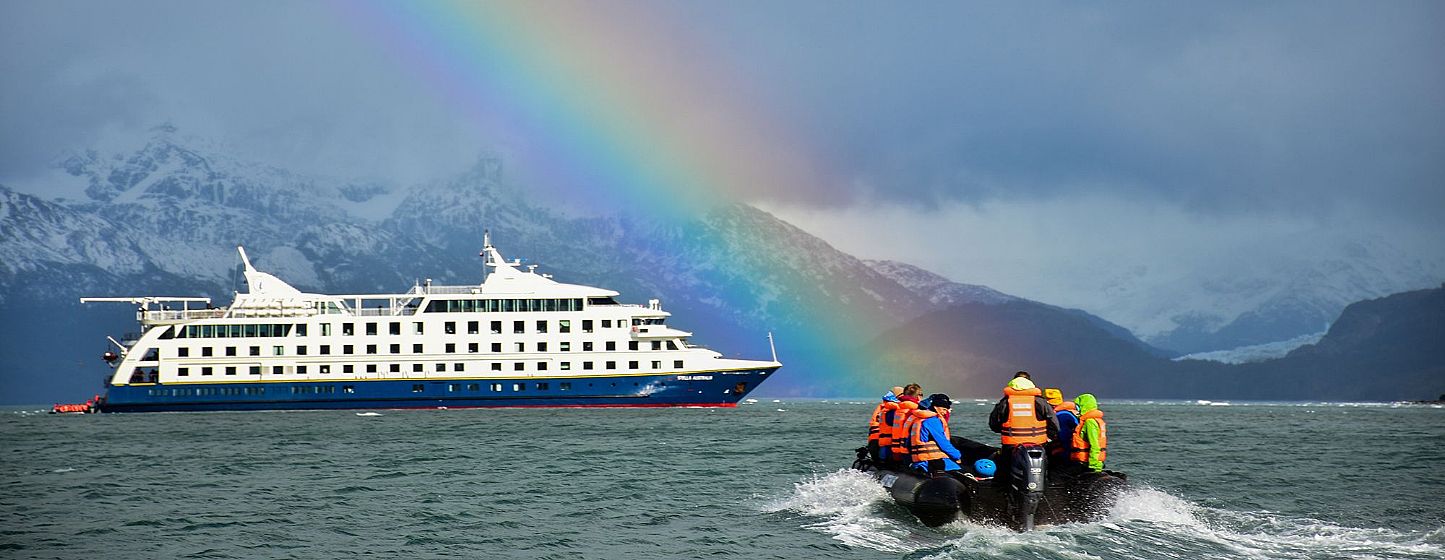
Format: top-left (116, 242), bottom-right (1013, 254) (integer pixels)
top-left (1010, 444), bottom-right (1047, 531)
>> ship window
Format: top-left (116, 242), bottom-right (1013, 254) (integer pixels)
top-left (322, 323), bottom-right (332, 336)
top-left (344, 385), bottom-right (354, 393)
top-left (538, 342), bottom-right (548, 352)
top-left (178, 367), bottom-right (189, 376)
top-left (515, 342), bottom-right (525, 352)
top-left (414, 322), bottom-right (424, 335)
top-left (583, 362), bottom-right (593, 370)
top-left (445, 322), bottom-right (456, 334)
top-left (448, 384), bottom-right (459, 392)
top-left (243, 324), bottom-right (258, 337)
top-left (651, 361), bottom-right (661, 369)
top-left (629, 361), bottom-right (639, 370)
top-left (389, 344), bottom-right (400, 354)
top-left (536, 320), bottom-right (548, 333)
top-left (544, 299), bottom-right (556, 312)
top-left (513, 362), bottom-right (524, 371)
top-left (367, 344), bottom-right (377, 354)
top-left (319, 365), bottom-right (330, 374)
top-left (486, 300), bottom-right (500, 313)
top-left (390, 364), bottom-right (400, 373)
top-left (368, 323), bottom-right (380, 336)
top-left (492, 343), bottom-right (501, 353)
top-left (272, 366), bottom-right (283, 375)
top-left (467, 383), bottom-right (479, 391)
top-left (454, 363), bottom-right (464, 372)
top-left (606, 361), bottom-right (616, 370)
top-left (674, 360), bottom-right (683, 368)
top-left (491, 383), bottom-right (502, 391)
top-left (343, 365), bottom-right (353, 374)
top-left (343, 323), bottom-right (354, 336)
top-left (582, 320), bottom-right (593, 333)
top-left (629, 342), bottom-right (639, 351)
top-left (366, 364), bottom-right (376, 373)
top-left (202, 367), bottom-right (213, 376)
top-left (468, 321), bottom-right (479, 335)
top-left (512, 383), bottom-right (524, 391)
top-left (491, 363), bottom-right (502, 371)
top-left (177, 347), bottom-right (189, 358)
top-left (513, 321), bottom-right (524, 334)
top-left (606, 342), bottom-right (616, 351)
top-left (320, 345), bottom-right (330, 355)
top-left (560, 362), bottom-right (571, 371)
top-left (223, 346), bottom-right (234, 357)
top-left (445, 343), bottom-right (455, 353)
top-left (436, 363), bottom-right (446, 372)
top-left (202, 347), bottom-right (213, 357)
top-left (667, 341), bottom-right (679, 350)
top-left (561, 382), bottom-right (572, 391)
top-left (225, 366), bottom-right (237, 375)
top-left (468, 343), bottom-right (478, 353)
top-left (412, 384), bottom-right (424, 393)
top-left (652, 341), bottom-right (661, 351)
top-left (297, 365), bottom-right (307, 374)
top-left (503, 299), bottom-right (515, 312)
top-left (296, 346), bottom-right (307, 356)
top-left (273, 346), bottom-right (284, 356)
top-left (538, 362), bottom-right (548, 371)
top-left (560, 342), bottom-right (570, 352)
top-left (583, 342), bottom-right (593, 351)
top-left (602, 320), bottom-right (612, 328)
top-left (413, 344), bottom-right (423, 354)
top-left (491, 321), bottom-right (502, 334)
top-left (559, 320), bottom-right (571, 333)
top-left (536, 382), bottom-right (549, 390)
top-left (249, 346), bottom-right (260, 356)
top-left (413, 364), bottom-right (423, 373)
top-left (295, 324), bottom-right (307, 337)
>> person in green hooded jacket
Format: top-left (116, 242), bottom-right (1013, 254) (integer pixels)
top-left (1067, 393), bottom-right (1108, 472)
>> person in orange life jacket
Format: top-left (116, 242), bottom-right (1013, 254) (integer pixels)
top-left (909, 394), bottom-right (963, 473)
top-left (887, 384), bottom-right (924, 464)
top-left (1068, 393), bottom-right (1107, 472)
top-left (988, 376), bottom-right (1059, 475)
top-left (866, 387), bottom-right (904, 462)
top-left (1043, 387), bottom-right (1079, 459)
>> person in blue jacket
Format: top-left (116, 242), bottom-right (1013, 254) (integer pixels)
top-left (1044, 388), bottom-right (1079, 460)
top-left (909, 394), bottom-right (964, 473)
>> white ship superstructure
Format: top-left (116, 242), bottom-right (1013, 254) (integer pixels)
top-left (83, 233), bottom-right (780, 411)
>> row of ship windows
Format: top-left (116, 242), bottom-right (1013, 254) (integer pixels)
top-left (143, 378), bottom-right (712, 398)
top-left (170, 359), bottom-right (687, 377)
top-left (166, 339), bottom-right (680, 359)
top-left (174, 318), bottom-right (654, 339)
top-left (423, 298), bottom-right (586, 313)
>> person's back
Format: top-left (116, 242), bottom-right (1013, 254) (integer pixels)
top-left (1069, 393), bottom-right (1108, 472)
top-left (867, 388), bottom-right (903, 462)
top-left (888, 399), bottom-right (920, 464)
top-left (989, 376), bottom-right (1058, 476)
top-left (1043, 388), bottom-right (1079, 459)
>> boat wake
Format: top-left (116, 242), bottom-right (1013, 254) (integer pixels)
top-left (768, 469), bottom-right (1444, 559)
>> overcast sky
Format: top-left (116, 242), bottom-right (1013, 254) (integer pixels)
top-left (3, 1), bottom-right (1442, 312)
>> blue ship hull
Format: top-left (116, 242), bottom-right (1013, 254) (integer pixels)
top-left (97, 368), bottom-right (777, 412)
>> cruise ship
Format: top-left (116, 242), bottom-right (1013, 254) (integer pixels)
top-left (81, 234), bottom-right (781, 412)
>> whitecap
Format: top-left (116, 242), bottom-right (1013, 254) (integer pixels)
top-left (355, 412), bottom-right (382, 417)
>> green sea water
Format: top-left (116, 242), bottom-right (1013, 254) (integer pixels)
top-left (3, 400), bottom-right (1442, 559)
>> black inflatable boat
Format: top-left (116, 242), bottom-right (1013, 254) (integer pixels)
top-left (851, 436), bottom-right (1127, 530)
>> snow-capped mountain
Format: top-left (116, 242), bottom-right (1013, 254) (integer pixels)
top-left (0, 127), bottom-right (923, 403)
top-left (863, 260), bottom-right (1016, 306)
top-left (1088, 233), bottom-right (1444, 355)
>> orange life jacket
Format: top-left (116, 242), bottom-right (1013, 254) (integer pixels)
top-left (1000, 386), bottom-right (1049, 446)
top-left (868, 400), bottom-right (899, 447)
top-left (1054, 402), bottom-right (1078, 414)
top-left (907, 410), bottom-right (952, 462)
top-left (1070, 409), bottom-right (1107, 463)
top-left (888, 401), bottom-right (919, 459)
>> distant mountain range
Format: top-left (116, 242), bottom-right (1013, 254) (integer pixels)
top-left (1, 127), bottom-right (1440, 403)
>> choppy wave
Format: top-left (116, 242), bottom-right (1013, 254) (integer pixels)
top-left (770, 470), bottom-right (1445, 559)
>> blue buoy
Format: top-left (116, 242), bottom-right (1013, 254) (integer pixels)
top-left (974, 458), bottom-right (997, 477)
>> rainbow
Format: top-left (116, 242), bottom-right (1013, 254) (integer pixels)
top-left (334, 1), bottom-right (878, 395)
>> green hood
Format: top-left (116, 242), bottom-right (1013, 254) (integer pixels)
top-left (1075, 393), bottom-right (1098, 414)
